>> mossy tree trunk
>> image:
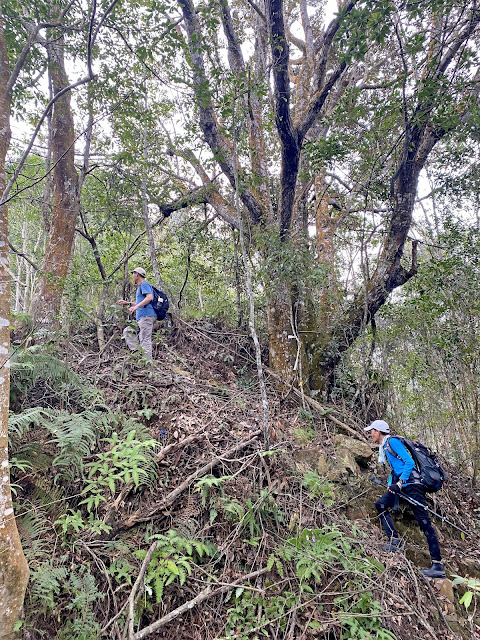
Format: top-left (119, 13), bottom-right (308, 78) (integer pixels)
top-left (0, 8), bottom-right (30, 638)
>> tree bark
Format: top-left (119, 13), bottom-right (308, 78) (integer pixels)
top-left (0, 9), bottom-right (30, 638)
top-left (33, 29), bottom-right (79, 327)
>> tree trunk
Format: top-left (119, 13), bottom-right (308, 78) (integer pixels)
top-left (0, 10), bottom-right (30, 638)
top-left (266, 278), bottom-right (298, 389)
top-left (33, 30), bottom-right (79, 327)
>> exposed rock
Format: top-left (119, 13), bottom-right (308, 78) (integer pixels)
top-left (292, 447), bottom-right (326, 473)
top-left (316, 455), bottom-right (329, 476)
top-left (334, 435), bottom-right (373, 466)
top-left (335, 447), bottom-right (360, 476)
top-left (346, 506), bottom-right (368, 521)
top-left (456, 556), bottom-right (480, 578)
top-left (326, 467), bottom-right (349, 483)
top-left (438, 578), bottom-right (455, 603)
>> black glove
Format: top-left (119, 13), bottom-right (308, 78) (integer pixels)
top-left (388, 481), bottom-right (403, 494)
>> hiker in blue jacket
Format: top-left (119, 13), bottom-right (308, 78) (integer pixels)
top-left (365, 420), bottom-right (446, 579)
top-left (117, 267), bottom-right (157, 359)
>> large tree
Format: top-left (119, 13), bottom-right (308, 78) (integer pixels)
top-left (133, 0), bottom-right (480, 392)
top-left (0, 4), bottom-right (33, 634)
top-left (0, 0), bottom-right (105, 631)
top-left (33, 24), bottom-right (80, 326)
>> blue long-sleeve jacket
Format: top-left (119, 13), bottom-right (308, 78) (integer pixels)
top-left (383, 436), bottom-right (415, 485)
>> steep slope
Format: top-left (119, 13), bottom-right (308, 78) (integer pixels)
top-left (10, 319), bottom-right (480, 639)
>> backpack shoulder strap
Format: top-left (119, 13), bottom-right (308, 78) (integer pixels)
top-left (384, 436), bottom-right (408, 462)
top-left (384, 436), bottom-right (402, 460)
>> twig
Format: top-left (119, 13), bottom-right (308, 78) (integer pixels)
top-left (79, 541), bottom-right (122, 640)
top-left (133, 567), bottom-right (269, 639)
top-left (127, 541), bottom-right (158, 640)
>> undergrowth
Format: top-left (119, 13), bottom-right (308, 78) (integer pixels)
top-left (7, 340), bottom-right (475, 640)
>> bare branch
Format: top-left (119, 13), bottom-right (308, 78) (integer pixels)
top-left (8, 242), bottom-right (39, 271)
top-left (178, 0), bottom-right (264, 224)
top-left (133, 567), bottom-right (269, 640)
top-left (244, 0), bottom-right (266, 22)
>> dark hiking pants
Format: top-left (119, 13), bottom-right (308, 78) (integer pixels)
top-left (375, 484), bottom-right (441, 562)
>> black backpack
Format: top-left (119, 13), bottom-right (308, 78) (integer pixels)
top-left (151, 286), bottom-right (170, 320)
top-left (384, 436), bottom-right (446, 493)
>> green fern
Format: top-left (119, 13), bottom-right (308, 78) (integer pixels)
top-left (50, 411), bottom-right (97, 476)
top-left (17, 507), bottom-right (51, 565)
top-left (132, 530), bottom-right (217, 604)
top-left (10, 348), bottom-right (105, 410)
top-left (66, 567), bottom-right (104, 611)
top-left (9, 407), bottom-right (103, 480)
top-left (29, 564), bottom-right (68, 613)
top-left (58, 617), bottom-right (101, 640)
top-left (8, 406), bottom-right (52, 441)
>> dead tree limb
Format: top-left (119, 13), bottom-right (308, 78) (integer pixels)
top-left (116, 432), bottom-right (262, 532)
top-left (133, 567), bottom-right (269, 639)
top-left (126, 541), bottom-right (158, 640)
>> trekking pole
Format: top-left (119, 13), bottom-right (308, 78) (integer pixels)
top-left (370, 477), bottom-right (471, 537)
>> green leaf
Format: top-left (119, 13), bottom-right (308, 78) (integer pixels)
top-left (165, 560), bottom-right (180, 575)
top-left (460, 591), bottom-right (473, 610)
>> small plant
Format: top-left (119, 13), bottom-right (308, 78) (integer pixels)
top-left (239, 489), bottom-right (284, 542)
top-left (336, 591), bottom-right (397, 639)
top-left (80, 429), bottom-right (157, 512)
top-left (292, 425), bottom-right (316, 444)
top-left (281, 526), bottom-right (384, 584)
top-left (223, 588), bottom-right (299, 639)
top-left (134, 530), bottom-right (217, 604)
top-left (452, 575), bottom-right (480, 610)
top-left (195, 474), bottom-right (232, 506)
top-left (302, 470), bottom-right (335, 505)
top-left (55, 510), bottom-right (112, 539)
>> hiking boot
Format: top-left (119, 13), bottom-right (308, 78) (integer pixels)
top-left (382, 538), bottom-right (403, 553)
top-left (421, 562), bottom-right (446, 579)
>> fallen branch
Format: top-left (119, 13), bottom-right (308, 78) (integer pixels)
top-left (126, 541), bottom-right (158, 640)
top-left (103, 434), bottom-right (205, 529)
top-left (133, 567), bottom-right (268, 639)
top-left (266, 368), bottom-right (367, 441)
top-left (118, 431), bottom-right (262, 531)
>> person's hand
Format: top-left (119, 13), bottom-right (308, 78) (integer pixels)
top-left (388, 481), bottom-right (403, 494)
top-left (128, 305), bottom-right (136, 315)
top-left (117, 300), bottom-right (130, 306)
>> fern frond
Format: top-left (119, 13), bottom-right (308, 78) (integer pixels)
top-left (17, 507), bottom-right (51, 565)
top-left (10, 348), bottom-right (107, 411)
top-left (8, 407), bottom-right (53, 442)
top-left (29, 564), bottom-right (68, 613)
top-left (66, 567), bottom-right (104, 610)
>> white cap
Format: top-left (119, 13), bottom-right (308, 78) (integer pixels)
top-left (364, 419), bottom-right (390, 434)
top-left (132, 267), bottom-right (146, 277)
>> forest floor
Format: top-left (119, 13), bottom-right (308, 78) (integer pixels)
top-left (12, 318), bottom-right (480, 640)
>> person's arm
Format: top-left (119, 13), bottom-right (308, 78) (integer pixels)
top-left (117, 299), bottom-right (132, 306)
top-left (389, 438), bottom-right (415, 482)
top-left (128, 294), bottom-right (153, 314)
top-left (128, 283), bottom-right (153, 314)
